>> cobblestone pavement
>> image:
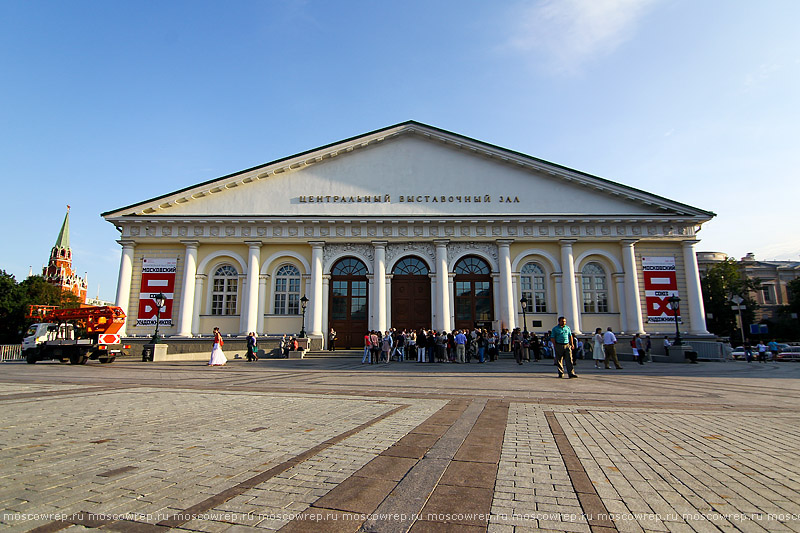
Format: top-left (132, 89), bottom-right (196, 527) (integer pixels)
top-left (1, 357), bottom-right (798, 532)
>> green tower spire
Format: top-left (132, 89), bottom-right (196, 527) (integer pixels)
top-left (54, 205), bottom-right (70, 249)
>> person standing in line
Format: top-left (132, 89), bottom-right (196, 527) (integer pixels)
top-left (551, 316), bottom-right (577, 379)
top-left (592, 328), bottom-right (605, 369)
top-left (603, 327), bottom-right (623, 369)
top-left (370, 330), bottom-right (380, 364)
top-left (362, 331), bottom-right (372, 364)
top-left (634, 333), bottom-right (645, 365)
top-left (454, 329), bottom-right (467, 363)
top-left (417, 329), bottom-right (427, 363)
top-left (512, 328), bottom-right (523, 365)
top-left (381, 331), bottom-right (393, 363)
top-left (208, 327), bottom-right (227, 366)
top-left (395, 330), bottom-right (406, 362)
top-left (246, 331), bottom-right (258, 362)
top-left (531, 334), bottom-right (542, 362)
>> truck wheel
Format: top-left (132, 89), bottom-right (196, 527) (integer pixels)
top-left (69, 354), bottom-right (88, 365)
top-left (99, 356), bottom-right (116, 364)
top-left (25, 350), bottom-right (37, 364)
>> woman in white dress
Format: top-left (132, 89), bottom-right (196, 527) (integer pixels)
top-left (592, 327), bottom-right (605, 369)
top-left (208, 327), bottom-right (227, 366)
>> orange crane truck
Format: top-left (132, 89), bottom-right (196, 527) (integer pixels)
top-left (22, 305), bottom-right (128, 364)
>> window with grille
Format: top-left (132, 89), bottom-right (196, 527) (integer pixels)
top-left (520, 262), bottom-right (547, 313)
top-left (581, 262), bottom-right (608, 313)
top-left (211, 265), bottom-right (239, 315)
top-left (274, 264), bottom-right (301, 315)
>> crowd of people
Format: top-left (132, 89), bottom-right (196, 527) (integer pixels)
top-left (356, 323), bottom-right (655, 372)
top-left (208, 322), bottom-right (662, 375)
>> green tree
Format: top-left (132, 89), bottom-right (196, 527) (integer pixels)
top-left (700, 259), bottom-right (760, 343)
top-left (0, 272), bottom-right (80, 343)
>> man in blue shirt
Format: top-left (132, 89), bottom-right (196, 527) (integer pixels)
top-left (551, 316), bottom-right (577, 378)
top-left (454, 330), bottom-right (467, 363)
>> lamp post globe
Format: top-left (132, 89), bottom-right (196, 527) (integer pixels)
top-left (152, 292), bottom-right (166, 344)
top-left (520, 296), bottom-right (528, 334)
top-left (299, 295), bottom-right (309, 338)
top-left (668, 295), bottom-right (682, 346)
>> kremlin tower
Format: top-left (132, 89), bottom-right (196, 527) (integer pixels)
top-left (43, 206), bottom-right (88, 303)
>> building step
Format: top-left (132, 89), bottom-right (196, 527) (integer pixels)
top-left (302, 349), bottom-right (363, 358)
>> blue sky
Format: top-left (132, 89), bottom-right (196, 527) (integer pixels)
top-left (2, 0), bottom-right (798, 301)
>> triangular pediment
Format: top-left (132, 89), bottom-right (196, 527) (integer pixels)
top-left (102, 121), bottom-right (714, 221)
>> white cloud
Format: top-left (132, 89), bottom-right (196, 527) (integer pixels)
top-left (508, 0), bottom-right (661, 73)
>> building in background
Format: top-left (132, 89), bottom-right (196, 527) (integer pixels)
top-left (43, 207), bottom-right (87, 303)
top-left (103, 122), bottom-right (715, 346)
top-left (697, 251), bottom-right (800, 321)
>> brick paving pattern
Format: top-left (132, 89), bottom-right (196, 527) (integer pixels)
top-left (0, 357), bottom-right (798, 532)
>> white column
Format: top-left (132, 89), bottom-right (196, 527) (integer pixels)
top-left (497, 240), bottom-right (515, 331)
top-left (554, 273), bottom-right (564, 317)
top-left (309, 242), bottom-right (325, 337)
top-left (612, 273), bottom-right (628, 333)
top-left (321, 275), bottom-right (330, 338)
top-left (244, 242), bottom-right (261, 334)
top-left (682, 240), bottom-right (710, 335)
top-left (114, 240), bottom-right (136, 337)
top-left (435, 240), bottom-right (451, 331)
top-left (621, 240), bottom-right (644, 334)
top-left (559, 240), bottom-right (581, 333)
top-left (257, 275), bottom-right (268, 334)
top-left (385, 274), bottom-right (393, 329)
top-left (176, 241), bottom-right (199, 337)
top-left (192, 274), bottom-right (205, 336)
top-left (373, 241), bottom-right (387, 332)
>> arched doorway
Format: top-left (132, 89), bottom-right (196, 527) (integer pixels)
top-left (329, 257), bottom-right (368, 349)
top-left (391, 256), bottom-right (431, 332)
top-left (454, 256), bottom-right (493, 330)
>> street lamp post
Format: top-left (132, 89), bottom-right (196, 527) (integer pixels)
top-left (151, 293), bottom-right (166, 344)
top-left (668, 295), bottom-right (682, 346)
top-left (299, 295), bottom-right (309, 338)
top-left (520, 296), bottom-right (528, 335)
top-left (730, 295), bottom-right (747, 347)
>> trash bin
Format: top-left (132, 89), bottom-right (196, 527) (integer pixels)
top-left (142, 346), bottom-right (153, 362)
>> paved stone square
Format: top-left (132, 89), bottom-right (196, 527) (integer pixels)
top-left (0, 357), bottom-right (798, 532)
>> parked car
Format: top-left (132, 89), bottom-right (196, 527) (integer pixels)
top-left (775, 346), bottom-right (800, 362)
top-left (731, 348), bottom-right (748, 360)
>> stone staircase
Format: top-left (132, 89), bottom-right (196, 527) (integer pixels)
top-left (302, 349), bottom-right (363, 359)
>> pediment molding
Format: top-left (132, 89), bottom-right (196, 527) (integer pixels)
top-left (102, 121), bottom-right (715, 221)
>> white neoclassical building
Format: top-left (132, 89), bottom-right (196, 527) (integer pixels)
top-left (103, 121), bottom-right (714, 348)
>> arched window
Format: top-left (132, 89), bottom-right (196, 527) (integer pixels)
top-left (274, 264), bottom-right (301, 315)
top-left (393, 257), bottom-right (429, 275)
top-left (212, 265), bottom-right (239, 315)
top-left (582, 262), bottom-right (608, 313)
top-left (454, 256), bottom-right (491, 275)
top-left (331, 257), bottom-right (368, 276)
top-left (521, 262), bottom-right (547, 313)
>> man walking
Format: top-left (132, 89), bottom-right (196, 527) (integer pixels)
top-left (603, 327), bottom-right (623, 369)
top-left (552, 316), bottom-right (577, 378)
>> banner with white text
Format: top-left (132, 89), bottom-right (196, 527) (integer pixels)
top-left (136, 258), bottom-right (176, 327)
top-left (643, 256), bottom-right (681, 323)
